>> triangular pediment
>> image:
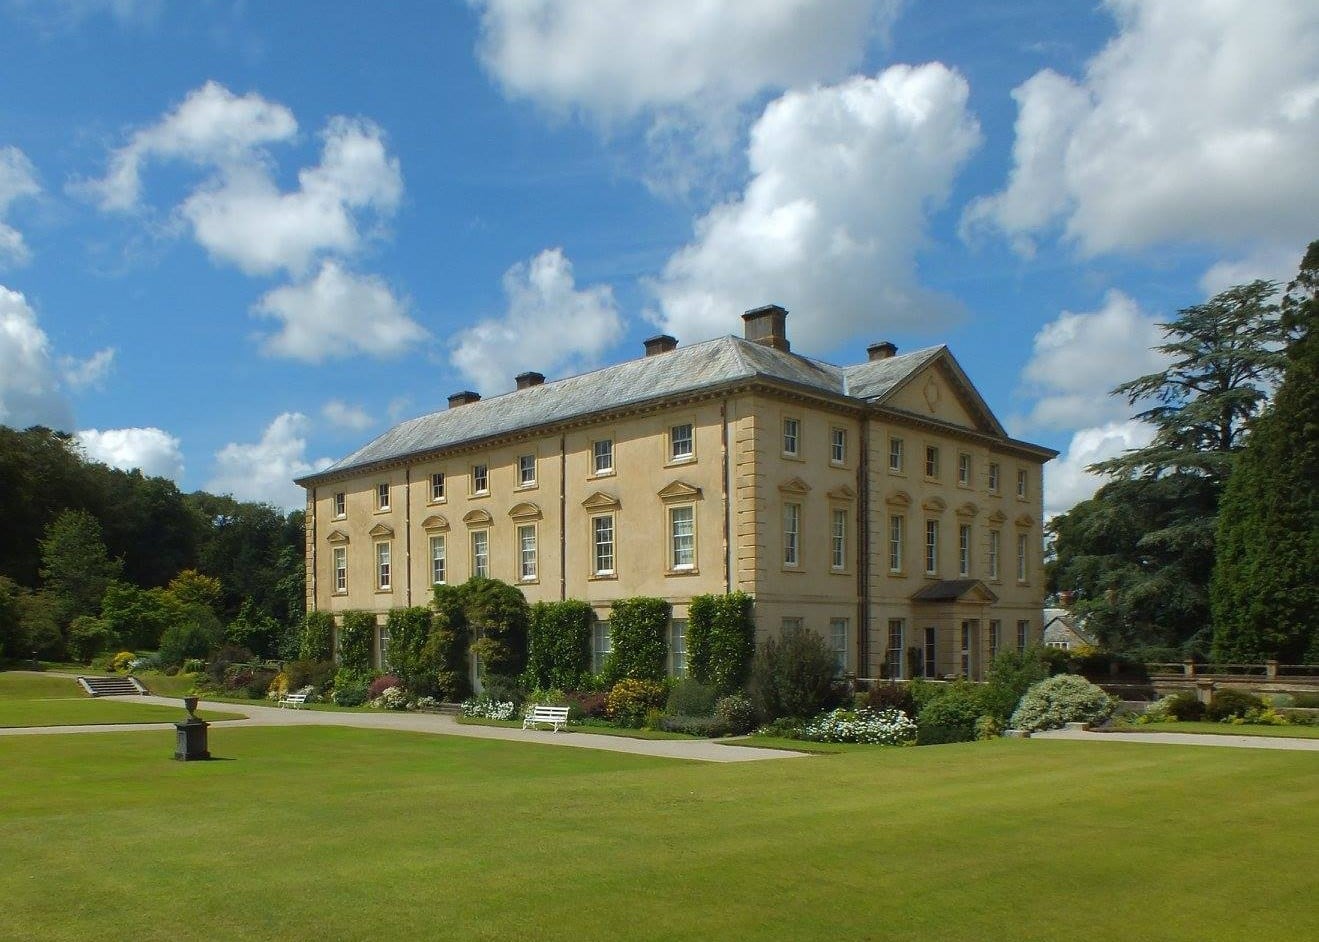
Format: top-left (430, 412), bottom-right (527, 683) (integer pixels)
top-left (885, 490), bottom-right (912, 508)
top-left (508, 501), bottom-right (542, 521)
top-left (581, 491), bottom-right (621, 511)
top-left (988, 510), bottom-right (1007, 524)
top-left (325, 529), bottom-right (350, 544)
top-left (778, 476), bottom-right (811, 496)
top-left (881, 352), bottom-right (1007, 437)
top-left (1015, 513), bottom-right (1036, 528)
top-left (956, 501), bottom-right (979, 518)
top-left (827, 484), bottom-right (856, 501)
top-left (463, 509), bottom-right (493, 527)
top-left (367, 522), bottom-right (394, 538)
top-left (922, 496), bottom-right (947, 513)
top-left (420, 514), bottom-right (449, 532)
top-left (658, 480), bottom-right (703, 502)
top-left (911, 579), bottom-right (999, 604)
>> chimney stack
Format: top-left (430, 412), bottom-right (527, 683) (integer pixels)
top-left (515, 371), bottom-right (545, 390)
top-left (643, 334), bottom-right (678, 357)
top-left (742, 304), bottom-right (790, 352)
top-left (867, 341), bottom-right (898, 361)
top-left (448, 390), bottom-right (481, 408)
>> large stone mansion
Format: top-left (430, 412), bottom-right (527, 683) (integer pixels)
top-left (295, 306), bottom-right (1056, 681)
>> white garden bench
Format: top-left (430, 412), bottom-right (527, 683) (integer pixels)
top-left (278, 691), bottom-right (309, 709)
top-left (523, 704), bottom-right (570, 732)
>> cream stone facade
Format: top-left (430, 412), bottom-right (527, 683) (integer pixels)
top-left (296, 307), bottom-right (1056, 681)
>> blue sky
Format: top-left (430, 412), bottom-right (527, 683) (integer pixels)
top-left (1, 0), bottom-right (1314, 515)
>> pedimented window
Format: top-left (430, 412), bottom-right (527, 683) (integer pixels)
top-left (420, 514), bottom-right (449, 532)
top-left (463, 509), bottom-right (493, 527)
top-left (508, 502), bottom-right (542, 521)
top-left (658, 480), bottom-right (703, 503)
top-left (367, 522), bottom-right (394, 538)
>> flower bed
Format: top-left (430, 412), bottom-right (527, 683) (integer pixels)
top-left (800, 707), bottom-right (916, 745)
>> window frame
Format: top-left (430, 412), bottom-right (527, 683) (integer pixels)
top-left (958, 523), bottom-right (972, 577)
top-left (668, 504), bottom-right (696, 571)
top-left (669, 619), bottom-right (688, 677)
top-left (516, 522), bottom-right (538, 582)
top-left (375, 540), bottom-right (392, 591)
top-left (430, 534), bottom-right (446, 586)
top-left (517, 454), bottom-right (536, 488)
top-left (429, 472), bottom-right (445, 503)
top-left (888, 513), bottom-right (904, 573)
top-left (333, 491), bottom-right (346, 518)
top-left (924, 445), bottom-right (940, 480)
top-left (592, 438), bottom-right (614, 476)
top-left (1017, 531), bottom-right (1029, 582)
top-left (471, 463), bottom-right (489, 496)
top-left (988, 462), bottom-right (1000, 494)
top-left (782, 501), bottom-right (802, 568)
top-left (888, 436), bottom-right (904, 473)
top-left (1017, 620), bottom-right (1029, 652)
top-left (669, 422), bottom-right (695, 462)
top-left (782, 416), bottom-right (801, 457)
top-left (375, 482), bottom-right (390, 512)
top-left (333, 546), bottom-right (347, 593)
top-left (957, 452), bottom-right (971, 487)
top-left (885, 619), bottom-right (904, 680)
top-left (592, 513), bottom-right (616, 577)
top-left (830, 507), bottom-right (847, 571)
top-left (470, 529), bottom-right (490, 579)
top-left (830, 427), bottom-right (847, 465)
top-left (829, 618), bottom-right (849, 676)
top-left (591, 620), bottom-right (612, 674)
top-left (988, 529), bottom-right (1001, 580)
top-left (989, 620), bottom-right (1001, 658)
top-left (924, 519), bottom-right (939, 576)
top-left (1017, 468), bottom-right (1028, 499)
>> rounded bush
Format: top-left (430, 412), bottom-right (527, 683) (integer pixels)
top-left (915, 683), bottom-right (984, 744)
top-left (1206, 688), bottom-right (1264, 722)
top-left (605, 678), bottom-right (668, 727)
top-left (1165, 692), bottom-right (1207, 721)
top-left (714, 693), bottom-right (755, 735)
top-left (1010, 674), bottom-right (1115, 732)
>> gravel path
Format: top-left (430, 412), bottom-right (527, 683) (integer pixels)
top-left (1031, 727), bottom-right (1319, 752)
top-left (0, 679), bottom-right (805, 763)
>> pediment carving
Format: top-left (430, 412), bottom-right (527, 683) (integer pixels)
top-left (463, 509), bottom-right (493, 527)
top-left (508, 502), bottom-right (542, 521)
top-left (420, 514), bottom-right (449, 532)
top-left (827, 484), bottom-right (856, 501)
top-left (922, 496), bottom-right (947, 513)
top-left (581, 491), bottom-right (621, 511)
top-left (325, 529), bottom-right (350, 544)
top-left (885, 490), bottom-right (912, 508)
top-left (956, 501), bottom-right (980, 518)
top-left (778, 476), bottom-right (811, 496)
top-left (1015, 513), bottom-right (1036, 529)
top-left (367, 523), bottom-right (394, 538)
top-left (658, 480), bottom-right (703, 502)
top-left (988, 510), bottom-right (1007, 524)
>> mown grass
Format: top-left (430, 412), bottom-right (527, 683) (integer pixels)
top-left (459, 715), bottom-right (699, 740)
top-left (1, 726), bottom-right (1314, 942)
top-left (0, 672), bottom-right (244, 727)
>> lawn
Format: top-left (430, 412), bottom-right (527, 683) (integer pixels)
top-left (459, 715), bottom-right (700, 740)
top-left (0, 672), bottom-right (244, 727)
top-left (1113, 720), bottom-right (1319, 739)
top-left (1, 728), bottom-right (1314, 942)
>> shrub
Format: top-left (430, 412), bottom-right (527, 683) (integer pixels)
top-left (714, 693), bottom-right (756, 735)
top-left (111, 650), bottom-right (136, 673)
top-left (67, 616), bottom-right (116, 661)
top-left (660, 715), bottom-right (724, 736)
top-left (604, 597), bottom-right (670, 683)
top-left (667, 678), bottom-right (717, 717)
top-left (373, 686), bottom-right (410, 710)
top-left (205, 644), bottom-right (254, 685)
top-left (332, 667), bottom-right (371, 706)
top-left (368, 674), bottom-right (402, 700)
top-left (754, 717), bottom-right (803, 739)
top-left (182, 658), bottom-right (205, 674)
top-left (463, 577), bottom-right (530, 679)
top-left (975, 715), bottom-right (1004, 740)
top-left (158, 615), bottom-right (224, 669)
top-left (461, 697), bottom-right (517, 720)
top-left (906, 677), bottom-right (948, 711)
top-left (565, 690), bottom-right (607, 721)
top-left (802, 708), bottom-right (916, 745)
top-left (749, 627), bottom-right (838, 721)
top-left (1165, 692), bottom-right (1207, 721)
top-left (605, 678), bottom-right (669, 727)
top-left (299, 611), bottom-right (335, 661)
top-left (981, 646), bottom-right (1051, 722)
top-left (1206, 689), bottom-right (1265, 722)
top-left (424, 588), bottom-right (472, 701)
top-left (337, 611), bottom-right (376, 674)
top-left (687, 591), bottom-right (756, 695)
top-left (284, 659), bottom-right (336, 694)
top-left (382, 607), bottom-right (434, 694)
top-left (525, 600), bottom-right (593, 690)
top-left (916, 682), bottom-right (985, 744)
top-left (1010, 674), bottom-right (1116, 732)
top-left (240, 667), bottom-right (277, 700)
top-left (866, 682), bottom-right (917, 717)
top-left (479, 674), bottom-right (525, 708)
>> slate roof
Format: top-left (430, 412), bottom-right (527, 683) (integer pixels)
top-left (299, 335), bottom-right (946, 484)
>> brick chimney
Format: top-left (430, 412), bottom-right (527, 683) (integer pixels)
top-left (742, 304), bottom-right (790, 352)
top-left (515, 371), bottom-right (545, 389)
top-left (867, 341), bottom-right (897, 361)
top-left (448, 390), bottom-right (481, 408)
top-left (643, 334), bottom-right (678, 356)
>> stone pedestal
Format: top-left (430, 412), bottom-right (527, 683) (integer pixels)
top-left (174, 696), bottom-right (210, 760)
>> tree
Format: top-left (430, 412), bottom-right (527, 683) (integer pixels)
top-left (99, 582), bottom-right (182, 650)
top-left (0, 577), bottom-right (25, 659)
top-left (1211, 242), bottom-right (1318, 662)
top-left (1053, 277), bottom-right (1294, 653)
top-left (38, 509), bottom-right (122, 628)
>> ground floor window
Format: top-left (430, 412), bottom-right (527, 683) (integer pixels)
top-left (592, 620), bottom-right (612, 674)
top-left (378, 626), bottom-right (390, 671)
top-left (829, 618), bottom-right (848, 675)
top-left (989, 620), bottom-right (1000, 659)
top-left (669, 619), bottom-right (687, 676)
top-left (1017, 619), bottom-right (1030, 652)
top-left (886, 619), bottom-right (904, 680)
top-left (923, 627), bottom-right (937, 678)
top-left (960, 620), bottom-right (976, 678)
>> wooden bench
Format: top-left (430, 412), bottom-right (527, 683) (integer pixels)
top-left (523, 704), bottom-right (570, 732)
top-left (278, 691), bottom-right (309, 709)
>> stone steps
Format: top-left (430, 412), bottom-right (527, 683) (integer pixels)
top-left (77, 675), bottom-right (148, 697)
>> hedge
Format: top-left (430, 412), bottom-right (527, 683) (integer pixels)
top-left (687, 591), bottom-right (756, 695)
top-left (526, 600), bottom-right (593, 690)
top-left (604, 597), bottom-right (670, 683)
top-left (383, 607), bottom-right (433, 692)
top-left (337, 610), bottom-right (377, 674)
top-left (300, 610), bottom-right (335, 661)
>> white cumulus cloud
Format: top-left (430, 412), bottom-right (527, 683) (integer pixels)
top-left (206, 412), bottom-right (332, 510)
top-left (252, 260), bottom-right (426, 363)
top-left (75, 426), bottom-right (184, 480)
top-left (1017, 290), bottom-right (1167, 432)
top-left (60, 347), bottom-right (116, 390)
top-left (451, 248), bottom-right (623, 395)
top-left (0, 146), bottom-right (42, 267)
top-left (964, 0), bottom-right (1319, 260)
top-left (650, 63), bottom-right (981, 350)
top-left (321, 399), bottom-right (374, 432)
top-left (0, 284), bottom-right (73, 430)
top-left (1045, 419), bottom-right (1155, 519)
